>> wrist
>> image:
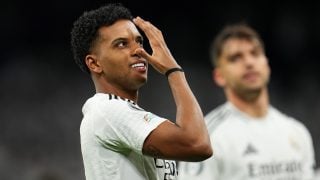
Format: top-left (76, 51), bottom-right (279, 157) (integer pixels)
top-left (165, 67), bottom-right (184, 77)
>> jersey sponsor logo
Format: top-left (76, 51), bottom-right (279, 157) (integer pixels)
top-left (248, 160), bottom-right (302, 178)
top-left (183, 162), bottom-right (203, 176)
top-left (154, 158), bottom-right (178, 180)
top-left (243, 143), bottom-right (258, 156)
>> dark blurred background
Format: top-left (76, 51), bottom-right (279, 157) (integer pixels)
top-left (1, 0), bottom-right (319, 179)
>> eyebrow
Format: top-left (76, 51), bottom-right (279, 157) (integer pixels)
top-left (226, 52), bottom-right (241, 60)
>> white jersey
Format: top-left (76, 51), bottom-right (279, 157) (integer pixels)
top-left (80, 93), bottom-right (178, 180)
top-left (316, 168), bottom-right (320, 180)
top-left (179, 102), bottom-right (315, 180)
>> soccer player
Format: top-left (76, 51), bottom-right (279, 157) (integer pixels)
top-left (70, 3), bottom-right (212, 180)
top-left (178, 23), bottom-right (315, 180)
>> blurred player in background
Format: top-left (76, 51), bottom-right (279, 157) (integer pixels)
top-left (315, 168), bottom-right (320, 180)
top-left (70, 3), bottom-right (212, 180)
top-left (178, 23), bottom-right (315, 180)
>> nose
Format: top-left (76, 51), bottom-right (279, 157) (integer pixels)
top-left (243, 55), bottom-right (255, 68)
top-left (130, 42), bottom-right (143, 57)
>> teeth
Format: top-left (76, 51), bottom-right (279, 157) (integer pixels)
top-left (132, 63), bottom-right (145, 68)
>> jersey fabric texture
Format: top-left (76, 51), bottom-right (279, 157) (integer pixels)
top-left (80, 93), bottom-right (178, 180)
top-left (178, 102), bottom-right (315, 180)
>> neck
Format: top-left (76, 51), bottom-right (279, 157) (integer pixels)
top-left (226, 88), bottom-right (269, 118)
top-left (92, 76), bottom-right (139, 103)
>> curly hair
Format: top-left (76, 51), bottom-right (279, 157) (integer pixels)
top-left (70, 3), bottom-right (133, 74)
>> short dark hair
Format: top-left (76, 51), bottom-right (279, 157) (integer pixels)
top-left (210, 23), bottom-right (265, 67)
top-left (70, 3), bottom-right (133, 73)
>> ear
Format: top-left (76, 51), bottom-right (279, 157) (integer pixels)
top-left (213, 68), bottom-right (226, 87)
top-left (85, 55), bottom-right (102, 73)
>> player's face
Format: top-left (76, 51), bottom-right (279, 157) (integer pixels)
top-left (91, 19), bottom-right (148, 91)
top-left (214, 38), bottom-right (270, 95)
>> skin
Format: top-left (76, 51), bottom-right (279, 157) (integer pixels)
top-left (213, 38), bottom-right (271, 117)
top-left (85, 20), bottom-right (147, 100)
top-left (85, 17), bottom-right (212, 161)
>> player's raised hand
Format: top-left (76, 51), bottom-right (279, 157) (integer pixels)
top-left (133, 16), bottom-right (180, 74)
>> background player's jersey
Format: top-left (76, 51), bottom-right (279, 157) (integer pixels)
top-left (80, 93), bottom-right (178, 180)
top-left (179, 102), bottom-right (315, 180)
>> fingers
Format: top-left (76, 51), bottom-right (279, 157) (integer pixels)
top-left (133, 17), bottom-right (164, 46)
top-left (133, 16), bottom-right (179, 74)
top-left (135, 48), bottom-right (151, 60)
top-left (133, 16), bottom-right (156, 33)
top-left (133, 16), bottom-right (147, 30)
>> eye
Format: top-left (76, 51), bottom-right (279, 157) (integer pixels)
top-left (251, 48), bottom-right (262, 57)
top-left (228, 54), bottom-right (241, 63)
top-left (136, 38), bottom-right (143, 47)
top-left (117, 41), bottom-right (127, 48)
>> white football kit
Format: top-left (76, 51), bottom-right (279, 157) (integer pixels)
top-left (80, 93), bottom-right (178, 180)
top-left (179, 102), bottom-right (315, 180)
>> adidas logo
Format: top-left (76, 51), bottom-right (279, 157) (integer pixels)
top-left (243, 143), bottom-right (258, 156)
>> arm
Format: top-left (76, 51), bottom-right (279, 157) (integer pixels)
top-left (133, 17), bottom-right (212, 162)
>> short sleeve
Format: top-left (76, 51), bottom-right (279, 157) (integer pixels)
top-left (93, 98), bottom-right (167, 155)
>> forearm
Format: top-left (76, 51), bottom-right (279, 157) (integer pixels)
top-left (133, 17), bottom-right (212, 161)
top-left (168, 71), bottom-right (210, 145)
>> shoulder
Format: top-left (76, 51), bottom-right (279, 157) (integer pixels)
top-left (205, 102), bottom-right (235, 133)
top-left (270, 107), bottom-right (311, 136)
top-left (83, 93), bottom-right (139, 113)
top-left (270, 107), bottom-right (304, 127)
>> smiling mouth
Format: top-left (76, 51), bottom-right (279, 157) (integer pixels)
top-left (131, 62), bottom-right (147, 71)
